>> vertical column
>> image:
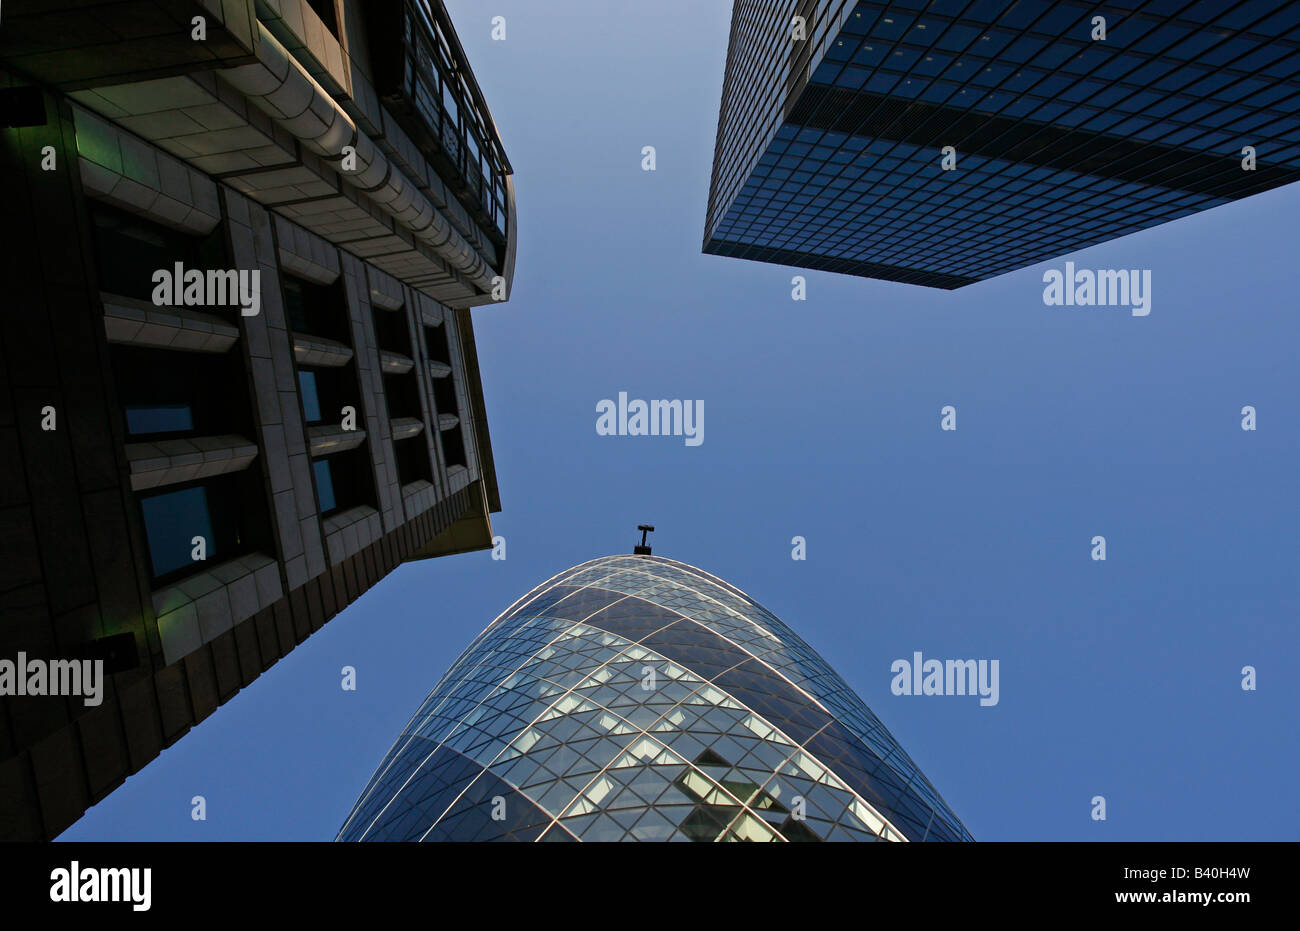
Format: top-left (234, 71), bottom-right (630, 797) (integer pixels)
top-left (443, 306), bottom-right (476, 496)
top-left (224, 189), bottom-right (327, 595)
top-left (400, 281), bottom-right (448, 510)
top-left (340, 252), bottom-right (404, 534)
top-left (414, 292), bottom-right (455, 496)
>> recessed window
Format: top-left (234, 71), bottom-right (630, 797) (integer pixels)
top-left (138, 472), bottom-right (275, 586)
top-left (384, 369), bottom-right (423, 423)
top-left (283, 276), bottom-right (350, 343)
top-left (372, 306), bottom-right (412, 356)
top-left (394, 431), bottom-right (433, 486)
top-left (113, 344), bottom-right (252, 440)
top-left (299, 370), bottom-right (322, 423)
top-left (424, 323), bottom-right (451, 366)
top-left (440, 424), bottom-right (466, 469)
top-left (296, 364), bottom-right (356, 428)
top-left (126, 403), bottom-right (194, 436)
top-left (433, 375), bottom-right (459, 421)
top-left (90, 203), bottom-right (227, 304)
top-left (314, 447), bottom-right (376, 516)
top-left (140, 486), bottom-right (214, 579)
top-left (313, 459), bottom-right (337, 514)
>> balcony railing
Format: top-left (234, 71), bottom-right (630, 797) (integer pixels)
top-left (369, 0), bottom-right (511, 248)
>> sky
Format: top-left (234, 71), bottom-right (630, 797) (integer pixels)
top-left (63, 0), bottom-right (1299, 842)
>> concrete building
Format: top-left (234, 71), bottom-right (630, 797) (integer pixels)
top-left (0, 0), bottom-right (515, 840)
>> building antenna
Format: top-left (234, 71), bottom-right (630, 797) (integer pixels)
top-left (634, 525), bottom-right (655, 555)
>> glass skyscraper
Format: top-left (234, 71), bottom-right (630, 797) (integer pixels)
top-left (338, 554), bottom-right (972, 842)
top-left (704, 0), bottom-right (1300, 288)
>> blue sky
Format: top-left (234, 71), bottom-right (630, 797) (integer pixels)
top-left (63, 0), bottom-right (1299, 841)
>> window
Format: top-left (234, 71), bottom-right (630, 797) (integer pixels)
top-left (375, 305), bottom-right (430, 481)
top-left (297, 365), bottom-right (356, 428)
top-left (283, 275), bottom-right (350, 342)
top-left (286, 276), bottom-right (363, 431)
top-left (110, 292), bottom-right (269, 587)
top-left (424, 323), bottom-right (451, 366)
top-left (385, 371), bottom-right (423, 422)
top-left (113, 345), bottom-right (253, 440)
top-left (137, 472), bottom-right (273, 585)
top-left (140, 486), bottom-right (214, 579)
top-left (433, 375), bottom-right (459, 421)
top-left (313, 447), bottom-right (376, 516)
top-left (394, 431), bottom-right (433, 486)
top-left (299, 370), bottom-right (323, 423)
top-left (465, 131), bottom-right (481, 187)
top-left (440, 424), bottom-right (467, 469)
top-left (313, 459), bottom-right (337, 514)
top-left (442, 78), bottom-right (459, 125)
top-left (125, 404), bottom-right (194, 436)
top-left (372, 306), bottom-right (413, 357)
top-left (90, 203), bottom-right (227, 304)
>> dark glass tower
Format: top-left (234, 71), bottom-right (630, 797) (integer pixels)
top-left (338, 554), bottom-right (972, 842)
top-left (704, 1), bottom-right (1300, 288)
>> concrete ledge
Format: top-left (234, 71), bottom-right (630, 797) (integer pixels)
top-left (445, 463), bottom-right (471, 496)
top-left (307, 424), bottom-right (367, 457)
top-left (102, 293), bottom-right (240, 353)
top-left (390, 417), bottom-right (424, 442)
top-left (323, 505), bottom-right (381, 565)
top-left (401, 479), bottom-right (436, 520)
top-left (292, 332), bottom-right (353, 367)
top-left (379, 350), bottom-right (414, 375)
top-left (275, 214), bottom-right (341, 283)
top-left (125, 435), bottom-right (258, 491)
top-left (152, 552), bottom-right (282, 666)
top-left (73, 104), bottom-right (221, 234)
top-left (419, 301), bottom-right (444, 329)
top-left (366, 266), bottom-right (405, 310)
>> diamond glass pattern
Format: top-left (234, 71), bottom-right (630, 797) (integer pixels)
top-left (337, 555), bottom-right (972, 842)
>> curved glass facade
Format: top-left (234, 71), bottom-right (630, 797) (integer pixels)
top-left (337, 555), bottom-right (972, 842)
